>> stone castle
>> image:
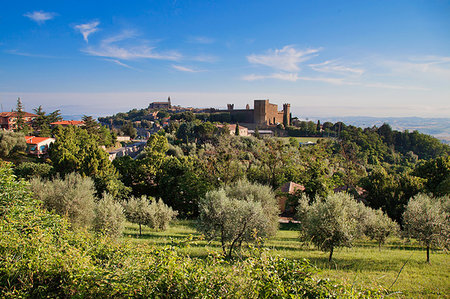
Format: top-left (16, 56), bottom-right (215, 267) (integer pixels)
top-left (148, 98), bottom-right (290, 127)
top-left (222, 99), bottom-right (290, 126)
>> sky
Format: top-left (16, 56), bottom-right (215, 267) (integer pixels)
top-left (0, 0), bottom-right (449, 118)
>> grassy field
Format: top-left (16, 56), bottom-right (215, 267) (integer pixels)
top-left (123, 220), bottom-right (449, 298)
top-left (278, 136), bottom-right (329, 143)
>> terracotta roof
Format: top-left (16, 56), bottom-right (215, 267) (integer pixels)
top-left (280, 182), bottom-right (305, 194)
top-left (0, 111), bottom-right (37, 117)
top-left (50, 120), bottom-right (84, 126)
top-left (25, 136), bottom-right (54, 145)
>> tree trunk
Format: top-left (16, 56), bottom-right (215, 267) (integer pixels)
top-left (139, 223), bottom-right (142, 236)
top-left (427, 245), bottom-right (430, 263)
top-left (329, 247), bottom-right (334, 262)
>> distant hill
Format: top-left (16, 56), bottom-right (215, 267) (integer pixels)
top-left (303, 116), bottom-right (450, 144)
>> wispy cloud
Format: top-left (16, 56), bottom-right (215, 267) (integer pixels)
top-left (24, 11), bottom-right (57, 24)
top-left (191, 54), bottom-right (218, 63)
top-left (309, 60), bottom-right (364, 76)
top-left (83, 31), bottom-right (182, 61)
top-left (242, 71), bottom-right (427, 91)
top-left (384, 56), bottom-right (450, 80)
top-left (5, 49), bottom-right (58, 59)
top-left (172, 65), bottom-right (204, 73)
top-left (247, 46), bottom-right (321, 72)
top-left (74, 21), bottom-right (100, 43)
top-left (103, 59), bottom-right (139, 70)
top-left (187, 36), bottom-right (215, 44)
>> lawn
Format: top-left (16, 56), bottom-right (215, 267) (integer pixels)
top-left (278, 137), bottom-right (329, 143)
top-left (123, 220), bottom-right (449, 298)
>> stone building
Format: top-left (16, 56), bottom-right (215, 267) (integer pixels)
top-left (222, 99), bottom-right (290, 127)
top-left (149, 97), bottom-right (172, 109)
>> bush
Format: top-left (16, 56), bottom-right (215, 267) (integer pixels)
top-left (198, 180), bottom-right (279, 257)
top-left (93, 193), bottom-right (125, 238)
top-left (0, 131), bottom-right (26, 157)
top-left (30, 173), bottom-right (96, 229)
top-left (14, 161), bottom-right (53, 179)
top-left (403, 193), bottom-right (449, 263)
top-left (123, 196), bottom-right (177, 234)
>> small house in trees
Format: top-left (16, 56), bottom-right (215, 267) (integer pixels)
top-left (25, 136), bottom-right (55, 157)
top-left (277, 182), bottom-right (305, 215)
top-left (0, 111), bottom-right (37, 130)
top-left (215, 124), bottom-right (249, 136)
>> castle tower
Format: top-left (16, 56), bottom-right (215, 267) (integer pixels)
top-left (283, 103), bottom-right (291, 126)
top-left (254, 99), bottom-right (269, 125)
top-left (168, 96), bottom-right (172, 109)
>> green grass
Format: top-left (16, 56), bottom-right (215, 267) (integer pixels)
top-left (278, 137), bottom-right (328, 143)
top-left (123, 220), bottom-right (450, 298)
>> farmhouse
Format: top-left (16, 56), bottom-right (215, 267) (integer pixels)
top-left (25, 136), bottom-right (55, 157)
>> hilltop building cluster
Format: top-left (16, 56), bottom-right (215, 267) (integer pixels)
top-left (148, 98), bottom-right (291, 128)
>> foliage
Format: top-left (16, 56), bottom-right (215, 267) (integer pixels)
top-left (0, 131), bottom-right (26, 158)
top-left (123, 195), bottom-right (177, 233)
top-left (93, 193), bottom-right (125, 238)
top-left (14, 161), bottom-right (53, 179)
top-left (364, 208), bottom-right (399, 248)
top-left (403, 193), bottom-right (449, 262)
top-left (198, 181), bottom-right (279, 257)
top-left (414, 156), bottom-right (450, 196)
top-left (30, 173), bottom-right (96, 229)
top-left (297, 192), bottom-right (368, 261)
top-left (49, 125), bottom-right (128, 197)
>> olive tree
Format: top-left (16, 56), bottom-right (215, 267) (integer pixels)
top-left (364, 208), bottom-right (399, 249)
top-left (30, 173), bottom-right (96, 229)
top-left (93, 193), bottom-right (125, 238)
top-left (297, 192), bottom-right (366, 262)
top-left (403, 194), bottom-right (449, 263)
top-left (0, 131), bottom-right (26, 158)
top-left (123, 195), bottom-right (177, 235)
top-left (198, 180), bottom-right (278, 258)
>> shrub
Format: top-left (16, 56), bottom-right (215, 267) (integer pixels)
top-left (93, 193), bottom-right (125, 238)
top-left (198, 180), bottom-right (279, 257)
top-left (14, 161), bottom-right (53, 179)
top-left (30, 173), bottom-right (96, 229)
top-left (0, 131), bottom-right (26, 157)
top-left (403, 193), bottom-right (449, 262)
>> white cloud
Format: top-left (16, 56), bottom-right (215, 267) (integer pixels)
top-left (103, 59), bottom-right (138, 70)
top-left (247, 46), bottom-right (320, 72)
top-left (83, 31), bottom-right (182, 61)
top-left (309, 60), bottom-right (364, 76)
top-left (187, 36), bottom-right (215, 44)
top-left (172, 65), bottom-right (203, 73)
top-left (74, 21), bottom-right (100, 43)
top-left (242, 72), bottom-right (427, 91)
top-left (384, 56), bottom-right (450, 80)
top-left (24, 11), bottom-right (57, 24)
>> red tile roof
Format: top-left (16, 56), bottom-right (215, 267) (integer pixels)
top-left (0, 111), bottom-right (37, 117)
top-left (50, 120), bottom-right (84, 126)
top-left (25, 136), bottom-right (53, 145)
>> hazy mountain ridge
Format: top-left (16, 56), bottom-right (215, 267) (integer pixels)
top-left (305, 116), bottom-right (450, 144)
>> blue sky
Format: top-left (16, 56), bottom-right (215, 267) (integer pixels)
top-left (1, 0), bottom-right (449, 118)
